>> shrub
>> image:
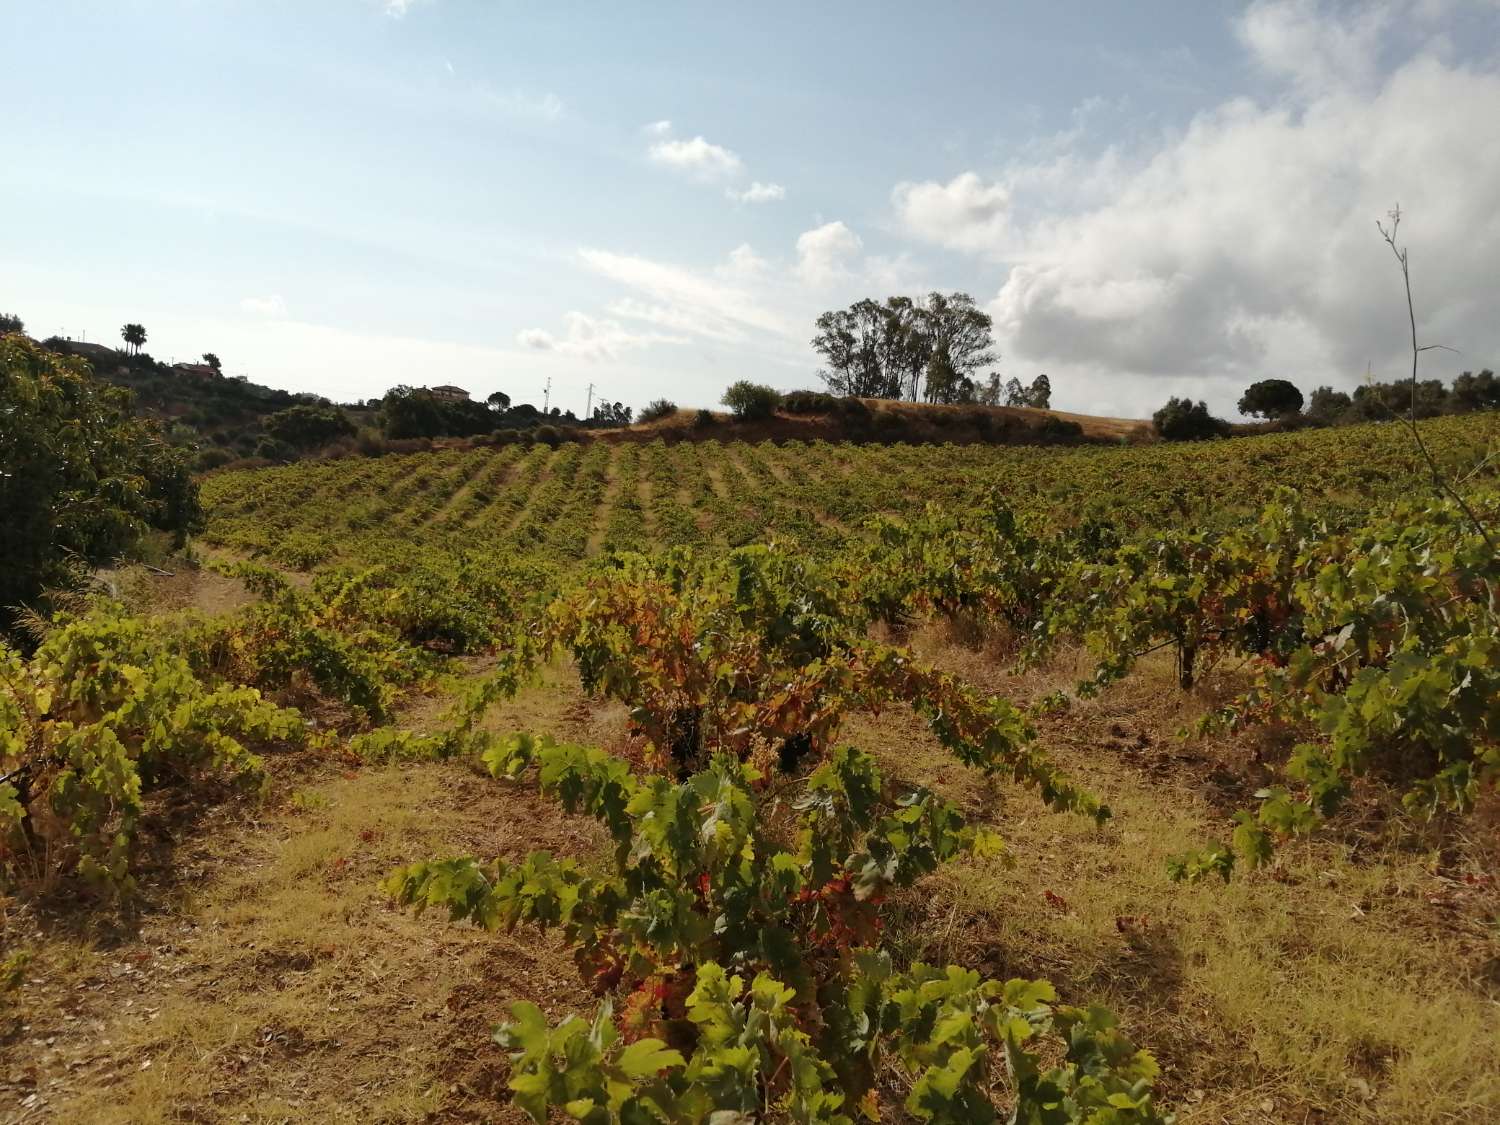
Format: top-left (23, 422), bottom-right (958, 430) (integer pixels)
top-left (532, 424), bottom-right (562, 448)
top-left (693, 408), bottom-right (717, 428)
top-left (197, 447), bottom-right (236, 471)
top-left (1152, 397), bottom-right (1229, 441)
top-left (0, 336), bottom-right (201, 635)
top-left (638, 398), bottom-right (678, 424)
top-left (721, 380), bottom-right (780, 420)
top-left (781, 389), bottom-right (840, 415)
top-left (1036, 414), bottom-right (1084, 443)
top-left (263, 403), bottom-right (356, 450)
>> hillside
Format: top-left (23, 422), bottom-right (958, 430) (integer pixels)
top-left (42, 338), bottom-right (377, 465)
top-left (199, 411), bottom-right (1499, 571)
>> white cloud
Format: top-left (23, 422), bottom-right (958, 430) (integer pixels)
top-left (239, 294), bottom-right (287, 318)
top-left (887, 0), bottom-right (1500, 414)
top-left (648, 134), bottom-right (744, 180)
top-left (1237, 0), bottom-right (1394, 96)
top-left (515, 312), bottom-right (684, 362)
top-left (892, 172), bottom-right (1012, 255)
top-left (579, 247), bottom-right (793, 339)
top-left (720, 243), bottom-right (769, 279)
top-left (644, 119), bottom-right (673, 137)
top-left (795, 221), bottom-right (863, 285)
top-left (727, 181), bottom-right (786, 204)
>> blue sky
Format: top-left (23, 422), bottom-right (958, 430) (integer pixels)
top-left (5, 1), bottom-right (1499, 417)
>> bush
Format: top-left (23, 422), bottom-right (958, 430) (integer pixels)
top-left (720, 380), bottom-right (780, 420)
top-left (0, 336), bottom-right (202, 635)
top-left (1152, 397), bottom-right (1230, 441)
top-left (263, 403), bottom-right (356, 451)
top-left (197, 447), bottom-right (236, 471)
top-left (637, 398), bottom-right (678, 424)
top-left (781, 389), bottom-right (841, 415)
top-left (1036, 414), bottom-right (1084, 443)
top-left (532, 424), bottom-right (562, 448)
top-left (693, 408), bottom-right (717, 428)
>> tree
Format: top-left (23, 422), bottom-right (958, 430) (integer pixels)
top-left (1024, 374), bottom-right (1052, 408)
top-left (1152, 397), bottom-right (1229, 441)
top-left (811, 300), bottom-right (893, 398)
top-left (202, 352), bottom-right (222, 374)
top-left (1451, 369), bottom-right (1499, 412)
top-left (263, 403), bottom-right (356, 452)
top-left (121, 323), bottom-right (147, 355)
top-left (1004, 376), bottom-right (1026, 407)
top-left (592, 401), bottom-right (632, 426)
top-left (486, 390), bottom-right (512, 412)
top-left (811, 291), bottom-right (994, 402)
top-left (1237, 378), bottom-right (1304, 420)
top-left (916, 291), bottom-right (994, 403)
top-left (0, 335), bottom-right (200, 636)
top-left (1305, 385), bottom-right (1352, 425)
top-left (380, 385), bottom-right (493, 439)
top-left (975, 372), bottom-right (1003, 406)
top-left (721, 380), bottom-right (780, 420)
top-left (0, 312), bottom-right (23, 335)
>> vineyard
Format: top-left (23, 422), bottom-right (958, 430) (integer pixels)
top-left (3, 414), bottom-right (1499, 1123)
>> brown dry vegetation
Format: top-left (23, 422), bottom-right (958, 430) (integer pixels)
top-left (2, 583), bottom-right (1497, 1124)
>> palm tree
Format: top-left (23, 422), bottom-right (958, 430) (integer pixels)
top-left (121, 323), bottom-right (146, 355)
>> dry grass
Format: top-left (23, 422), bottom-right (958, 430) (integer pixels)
top-left (850, 626), bottom-right (1500, 1124)
top-left (3, 632), bottom-right (1495, 1123)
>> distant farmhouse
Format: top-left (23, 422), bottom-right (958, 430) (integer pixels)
top-left (427, 384), bottom-right (470, 401)
top-left (172, 361), bottom-right (220, 380)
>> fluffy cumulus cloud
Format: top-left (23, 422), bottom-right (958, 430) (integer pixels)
top-left (645, 121), bottom-right (785, 201)
top-left (892, 172), bottom-right (1012, 255)
top-left (894, 0), bottom-right (1500, 414)
top-left (239, 294), bottom-right (287, 317)
top-left (647, 130), bottom-right (744, 181)
top-left (795, 221), bottom-right (863, 286)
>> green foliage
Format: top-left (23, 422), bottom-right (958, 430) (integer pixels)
top-left (380, 384), bottom-right (495, 439)
top-left (1152, 397), bottom-right (1229, 441)
top-left (720, 381), bottom-right (781, 420)
top-left (0, 606), bottom-right (304, 891)
top-left (389, 737), bottom-right (1160, 1123)
top-left (639, 399), bottom-right (679, 424)
top-left (0, 335), bottom-right (203, 635)
top-left (263, 403), bottom-right (356, 451)
top-left (1237, 379), bottom-right (1304, 420)
top-left (0, 312), bottom-right (23, 334)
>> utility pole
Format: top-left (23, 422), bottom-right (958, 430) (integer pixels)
top-left (543, 376), bottom-right (551, 413)
top-left (585, 382), bottom-right (595, 420)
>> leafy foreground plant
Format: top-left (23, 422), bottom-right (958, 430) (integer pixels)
top-left (389, 738), bottom-right (1169, 1123)
top-left (0, 606), bottom-right (305, 891)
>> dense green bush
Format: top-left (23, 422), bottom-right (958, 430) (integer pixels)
top-left (1152, 397), bottom-right (1230, 441)
top-left (721, 380), bottom-right (781, 420)
top-left (264, 403), bottom-right (356, 451)
top-left (0, 336), bottom-right (202, 636)
top-left (781, 389), bottom-right (841, 415)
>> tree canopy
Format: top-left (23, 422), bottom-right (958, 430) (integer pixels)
top-left (812, 291), bottom-right (994, 404)
top-left (121, 323), bottom-right (147, 355)
top-left (0, 335), bottom-right (201, 635)
top-left (1237, 379), bottom-right (1304, 420)
top-left (263, 403), bottom-right (356, 451)
top-left (1153, 397), bottom-right (1230, 441)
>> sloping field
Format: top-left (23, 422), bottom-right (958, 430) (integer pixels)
top-left (201, 412), bottom-right (1500, 572)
